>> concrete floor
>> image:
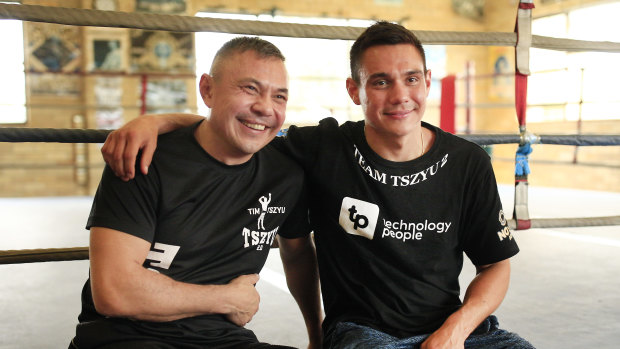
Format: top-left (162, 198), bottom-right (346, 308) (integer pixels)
top-left (0, 185), bottom-right (619, 349)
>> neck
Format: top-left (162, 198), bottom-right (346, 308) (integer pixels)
top-left (194, 120), bottom-right (252, 165)
top-left (364, 123), bottom-right (426, 162)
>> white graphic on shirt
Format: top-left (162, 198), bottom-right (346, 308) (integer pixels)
top-left (146, 242), bottom-right (180, 272)
top-left (242, 227), bottom-right (279, 250)
top-left (499, 209), bottom-right (507, 226)
top-left (242, 194), bottom-right (282, 250)
top-left (339, 197), bottom-right (379, 240)
top-left (339, 198), bottom-right (454, 243)
top-left (246, 194), bottom-right (286, 218)
top-left (257, 193), bottom-right (271, 230)
top-left (382, 218), bottom-right (452, 242)
top-left (354, 147), bottom-right (388, 184)
top-left (497, 210), bottom-right (513, 241)
top-left (353, 145), bottom-right (449, 187)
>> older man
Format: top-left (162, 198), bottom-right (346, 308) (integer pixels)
top-left (69, 37), bottom-right (321, 349)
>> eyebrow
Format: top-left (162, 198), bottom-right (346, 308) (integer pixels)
top-left (368, 70), bottom-right (425, 80)
top-left (240, 78), bottom-right (288, 94)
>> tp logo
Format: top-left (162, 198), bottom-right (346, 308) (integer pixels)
top-left (339, 197), bottom-right (379, 240)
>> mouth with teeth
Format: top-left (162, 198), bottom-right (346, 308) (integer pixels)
top-left (241, 121), bottom-right (267, 131)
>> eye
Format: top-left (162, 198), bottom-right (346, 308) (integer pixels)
top-left (372, 80), bottom-right (388, 87)
top-left (243, 85), bottom-right (258, 93)
top-left (274, 94), bottom-right (288, 103)
top-left (407, 76), bottom-right (419, 84)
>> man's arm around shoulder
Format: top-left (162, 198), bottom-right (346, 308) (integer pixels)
top-left (89, 226), bottom-right (259, 325)
top-left (102, 113), bottom-right (203, 181)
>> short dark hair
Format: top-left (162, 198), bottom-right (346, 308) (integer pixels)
top-left (210, 36), bottom-right (285, 77)
top-left (350, 21), bottom-right (427, 84)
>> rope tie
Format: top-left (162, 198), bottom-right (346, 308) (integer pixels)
top-left (515, 142), bottom-right (533, 177)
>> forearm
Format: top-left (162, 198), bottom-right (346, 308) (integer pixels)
top-left (92, 260), bottom-right (234, 321)
top-left (436, 260), bottom-right (511, 341)
top-left (90, 228), bottom-right (258, 323)
top-left (279, 235), bottom-right (323, 345)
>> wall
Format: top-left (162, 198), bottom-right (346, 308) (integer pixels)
top-left (0, 0), bottom-right (618, 197)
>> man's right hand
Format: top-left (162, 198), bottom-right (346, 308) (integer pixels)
top-left (224, 274), bottom-right (261, 327)
top-left (102, 116), bottom-right (159, 181)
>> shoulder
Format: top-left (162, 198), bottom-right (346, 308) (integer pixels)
top-left (151, 122), bottom-right (201, 160)
top-left (157, 122), bottom-right (200, 146)
top-left (430, 123), bottom-right (489, 159)
top-left (285, 117), bottom-right (362, 137)
top-left (260, 144), bottom-right (305, 174)
top-left (271, 117), bottom-right (362, 162)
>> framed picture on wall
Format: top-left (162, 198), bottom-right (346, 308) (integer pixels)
top-left (131, 30), bottom-right (194, 73)
top-left (488, 46), bottom-right (514, 101)
top-left (93, 0), bottom-right (118, 11)
top-left (136, 0), bottom-right (186, 14)
top-left (25, 22), bottom-right (81, 73)
top-left (28, 74), bottom-right (81, 96)
top-left (142, 78), bottom-right (189, 114)
top-left (85, 28), bottom-right (129, 72)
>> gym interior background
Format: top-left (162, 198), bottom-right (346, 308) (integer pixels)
top-left (0, 0), bottom-right (618, 197)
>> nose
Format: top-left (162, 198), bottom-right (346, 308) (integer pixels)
top-left (389, 81), bottom-right (411, 105)
top-left (251, 94), bottom-right (274, 117)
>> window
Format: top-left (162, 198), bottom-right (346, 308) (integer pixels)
top-left (529, 2), bottom-right (620, 122)
top-left (0, 19), bottom-right (26, 124)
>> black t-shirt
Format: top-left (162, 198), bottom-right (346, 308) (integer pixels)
top-left (75, 121), bottom-right (310, 348)
top-left (273, 117), bottom-right (519, 337)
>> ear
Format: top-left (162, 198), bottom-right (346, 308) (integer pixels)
top-left (346, 77), bottom-right (361, 105)
top-left (424, 69), bottom-right (432, 97)
top-left (199, 73), bottom-right (214, 108)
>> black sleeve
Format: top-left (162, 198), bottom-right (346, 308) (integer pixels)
top-left (271, 117), bottom-right (340, 172)
top-left (461, 148), bottom-right (519, 266)
top-left (86, 163), bottom-right (160, 243)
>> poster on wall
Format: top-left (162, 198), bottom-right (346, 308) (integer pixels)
top-left (488, 46), bottom-right (514, 101)
top-left (131, 30), bottom-right (194, 73)
top-left (95, 77), bottom-right (124, 129)
top-left (96, 109), bottom-right (124, 129)
top-left (25, 22), bottom-right (82, 96)
top-left (95, 77), bottom-right (122, 107)
top-left (142, 79), bottom-right (189, 114)
top-left (28, 74), bottom-right (81, 96)
top-left (92, 0), bottom-right (118, 11)
top-left (136, 0), bottom-right (186, 14)
top-left (85, 28), bottom-right (129, 72)
top-left (25, 23), bottom-right (81, 73)
top-left (95, 77), bottom-right (123, 129)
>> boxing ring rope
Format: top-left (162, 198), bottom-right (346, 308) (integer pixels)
top-left (2, 3), bottom-right (620, 52)
top-left (0, 247), bottom-right (89, 265)
top-left (1, 1), bottom-right (620, 264)
top-left (2, 127), bottom-right (620, 147)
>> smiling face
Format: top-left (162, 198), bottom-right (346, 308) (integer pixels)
top-left (347, 43), bottom-right (431, 144)
top-left (199, 49), bottom-right (288, 165)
